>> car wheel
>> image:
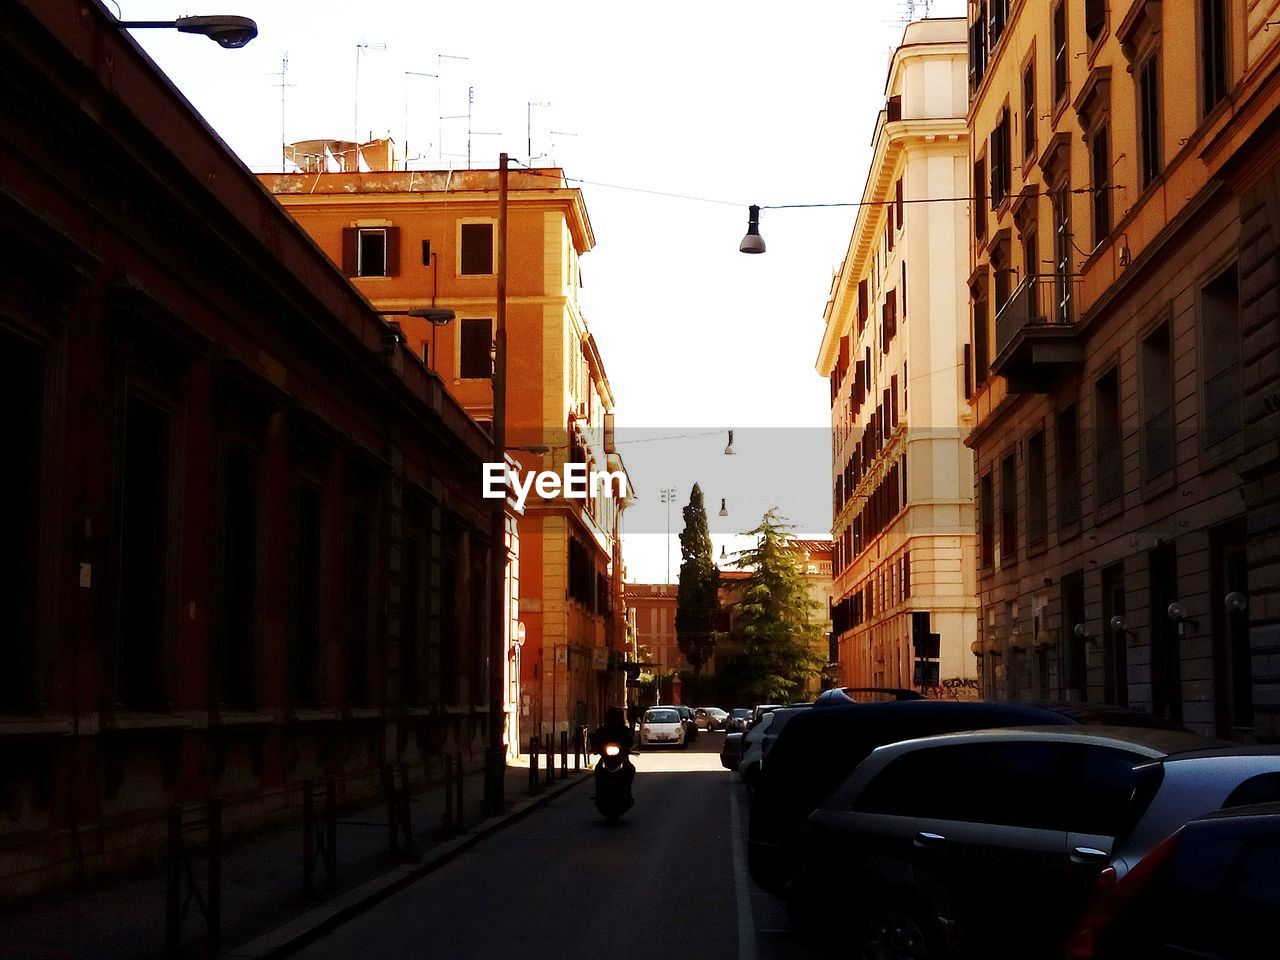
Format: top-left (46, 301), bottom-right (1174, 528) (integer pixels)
top-left (859, 900), bottom-right (940, 960)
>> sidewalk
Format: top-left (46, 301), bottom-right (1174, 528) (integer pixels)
top-left (0, 754), bottom-right (590, 960)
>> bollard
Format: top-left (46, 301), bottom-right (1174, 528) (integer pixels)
top-left (528, 735), bottom-right (540, 794)
top-left (560, 730), bottom-right (568, 779)
top-left (454, 753), bottom-right (464, 831)
top-left (544, 731), bottom-right (554, 785)
top-left (574, 726), bottom-right (581, 772)
top-left (442, 752), bottom-right (454, 831)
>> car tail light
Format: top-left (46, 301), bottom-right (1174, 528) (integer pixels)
top-left (1065, 830), bottom-right (1180, 959)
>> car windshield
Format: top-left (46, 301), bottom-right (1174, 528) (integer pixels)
top-left (645, 710), bottom-right (679, 723)
top-left (730, 709), bottom-right (751, 718)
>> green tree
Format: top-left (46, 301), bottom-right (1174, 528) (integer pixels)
top-left (675, 484), bottom-right (720, 674)
top-left (731, 509), bottom-right (825, 702)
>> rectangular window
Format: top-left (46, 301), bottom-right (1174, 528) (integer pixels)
top-left (117, 395), bottom-right (171, 706)
top-left (1138, 52), bottom-right (1162, 187)
top-left (858, 279), bottom-right (869, 332)
top-left (0, 338), bottom-right (41, 710)
top-left (1052, 2), bottom-right (1069, 105)
top-left (1091, 124), bottom-right (1112, 245)
top-left (1101, 562), bottom-right (1129, 707)
top-left (459, 317), bottom-right (494, 379)
top-left (1052, 183), bottom-right (1073, 322)
top-left (1027, 430), bottom-right (1048, 548)
top-left (1085, 0), bottom-right (1106, 43)
top-left (1141, 321), bottom-right (1175, 479)
top-left (1023, 59), bottom-right (1037, 160)
top-left (991, 108), bottom-right (1012, 206)
top-left (1056, 404), bottom-right (1081, 530)
top-left (973, 295), bottom-right (990, 388)
top-left (1202, 263), bottom-right (1242, 446)
top-left (1095, 368), bottom-right (1122, 508)
top-left (901, 261), bottom-right (907, 318)
top-left (1148, 542), bottom-right (1182, 725)
top-left (1000, 451), bottom-right (1017, 565)
top-left (220, 448), bottom-right (258, 707)
top-left (895, 179), bottom-right (904, 229)
top-left (293, 483), bottom-right (323, 706)
top-left (891, 375), bottom-right (899, 428)
top-left (357, 228), bottom-right (387, 277)
top-left (1201, 0), bottom-right (1229, 114)
top-left (973, 158), bottom-right (988, 239)
top-left (1061, 573), bottom-right (1087, 700)
top-left (980, 472), bottom-right (995, 568)
top-left (421, 239), bottom-right (432, 266)
top-left (460, 222), bottom-right (494, 275)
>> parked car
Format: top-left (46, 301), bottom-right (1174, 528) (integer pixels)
top-left (674, 704), bottom-right (699, 743)
top-left (749, 699), bottom-right (1078, 895)
top-left (736, 713), bottom-right (777, 787)
top-left (638, 707), bottom-right (686, 748)
top-left (749, 703), bottom-right (783, 728)
top-left (813, 687), bottom-right (924, 706)
top-left (726, 708), bottom-right (753, 732)
top-left (791, 725), bottom-right (1222, 959)
top-left (739, 704), bottom-right (813, 787)
top-left (720, 731), bottom-right (744, 771)
top-left (694, 707), bottom-right (729, 730)
top-left (1067, 801), bottom-right (1280, 960)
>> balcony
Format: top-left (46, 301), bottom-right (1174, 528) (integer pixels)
top-left (992, 274), bottom-right (1084, 392)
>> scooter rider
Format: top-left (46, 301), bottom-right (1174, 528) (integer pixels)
top-left (590, 706), bottom-right (636, 787)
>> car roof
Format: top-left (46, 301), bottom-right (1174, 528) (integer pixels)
top-left (1193, 800), bottom-right (1280, 822)
top-left (1159, 743), bottom-right (1280, 763)
top-left (874, 724), bottom-right (1224, 759)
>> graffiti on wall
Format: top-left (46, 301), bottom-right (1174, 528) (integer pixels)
top-left (921, 677), bottom-right (981, 701)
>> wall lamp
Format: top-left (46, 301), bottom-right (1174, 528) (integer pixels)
top-left (1167, 603), bottom-right (1200, 635)
top-left (115, 14), bottom-right (259, 48)
top-left (1109, 615), bottom-right (1133, 640)
top-left (1225, 591), bottom-right (1248, 614)
top-left (1073, 622), bottom-right (1097, 645)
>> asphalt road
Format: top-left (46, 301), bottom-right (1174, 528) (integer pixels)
top-left (292, 732), bottom-right (822, 960)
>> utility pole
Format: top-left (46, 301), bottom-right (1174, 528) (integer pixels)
top-left (484, 153), bottom-right (510, 816)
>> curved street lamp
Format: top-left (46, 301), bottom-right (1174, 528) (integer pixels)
top-left (116, 14), bottom-right (259, 49)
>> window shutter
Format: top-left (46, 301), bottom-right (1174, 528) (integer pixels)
top-left (896, 179), bottom-right (904, 229)
top-left (385, 227), bottom-right (401, 277)
top-left (342, 228), bottom-right (358, 276)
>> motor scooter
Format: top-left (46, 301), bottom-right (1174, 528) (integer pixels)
top-left (593, 742), bottom-right (633, 821)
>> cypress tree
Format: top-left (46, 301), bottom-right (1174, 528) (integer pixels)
top-left (676, 483), bottom-right (720, 674)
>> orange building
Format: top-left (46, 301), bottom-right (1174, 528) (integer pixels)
top-left (964, 0), bottom-right (1279, 739)
top-left (260, 158), bottom-right (630, 745)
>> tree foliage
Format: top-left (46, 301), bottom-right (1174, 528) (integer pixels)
top-left (675, 484), bottom-right (720, 674)
top-left (731, 509), bottom-right (825, 702)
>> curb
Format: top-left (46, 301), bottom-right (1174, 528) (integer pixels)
top-left (224, 771), bottom-right (591, 959)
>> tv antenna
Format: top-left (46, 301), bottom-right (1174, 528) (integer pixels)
top-left (269, 51), bottom-right (295, 172)
top-left (442, 86), bottom-right (501, 168)
top-left (354, 41), bottom-right (386, 146)
top-left (404, 70), bottom-right (438, 170)
top-left (527, 101), bottom-right (551, 163)
top-left (435, 52), bottom-right (469, 165)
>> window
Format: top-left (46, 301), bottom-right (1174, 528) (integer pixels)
top-left (1023, 58), bottom-right (1037, 160)
top-left (1056, 404), bottom-right (1080, 530)
top-left (1095, 368), bottom-right (1122, 508)
top-left (420, 239), bottom-right (432, 266)
top-left (980, 472), bottom-right (995, 568)
top-left (1137, 51), bottom-right (1162, 187)
top-left (117, 395), bottom-right (171, 706)
top-left (1091, 124), bottom-right (1112, 244)
top-left (0, 338), bottom-right (41, 711)
top-left (1202, 263), bottom-right (1242, 446)
top-left (459, 222), bottom-right (494, 275)
top-left (901, 261), bottom-right (907, 318)
top-left (459, 317), bottom-right (493, 379)
top-left (1052, 183), bottom-right (1073, 322)
top-left (1052, 2), bottom-right (1069, 105)
top-left (1101, 563), bottom-right (1129, 706)
top-left (1085, 0), bottom-right (1106, 44)
top-left (857, 279), bottom-right (869, 333)
top-left (895, 179), bottom-right (904, 229)
top-left (1148, 542), bottom-right (1182, 725)
top-left (292, 483), bottom-right (323, 706)
top-left (891, 375), bottom-right (899, 428)
top-left (1061, 572), bottom-right (1087, 700)
top-left (358, 228), bottom-right (387, 277)
top-left (1024, 228), bottom-right (1040, 281)
top-left (989, 0), bottom-right (1008, 48)
top-left (1141, 321), bottom-right (1175, 478)
top-left (1200, 0), bottom-right (1229, 114)
top-left (1210, 521), bottom-right (1250, 733)
top-left (969, 3), bottom-right (990, 91)
top-left (991, 108), bottom-right (1012, 206)
top-left (973, 158), bottom-right (988, 239)
top-left (1027, 430), bottom-right (1048, 548)
top-left (1000, 451), bottom-right (1017, 565)
top-left (973, 293), bottom-right (990, 389)
top-left (219, 448), bottom-right (258, 707)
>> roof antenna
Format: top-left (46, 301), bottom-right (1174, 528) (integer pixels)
top-left (269, 51), bottom-right (295, 172)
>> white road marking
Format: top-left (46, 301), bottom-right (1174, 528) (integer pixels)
top-left (729, 783), bottom-right (758, 960)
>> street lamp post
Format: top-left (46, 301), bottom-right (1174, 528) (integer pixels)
top-left (113, 13), bottom-right (258, 48)
top-left (483, 154), bottom-right (510, 815)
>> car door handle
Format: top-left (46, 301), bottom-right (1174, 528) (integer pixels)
top-left (1070, 846), bottom-right (1110, 864)
top-left (914, 831), bottom-right (946, 848)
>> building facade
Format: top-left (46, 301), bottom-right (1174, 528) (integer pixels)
top-left (817, 18), bottom-right (980, 693)
top-left (965, 0), bottom-right (1279, 740)
top-left (1, 0), bottom-right (504, 897)
top-left (259, 163), bottom-right (629, 742)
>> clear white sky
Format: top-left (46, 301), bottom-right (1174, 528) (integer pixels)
top-left (118, 0), bottom-right (965, 581)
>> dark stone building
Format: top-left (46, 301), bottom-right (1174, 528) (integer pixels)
top-left (1, 0), bottom-right (498, 896)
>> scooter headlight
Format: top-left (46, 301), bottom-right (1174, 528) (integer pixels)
top-left (604, 743), bottom-right (621, 757)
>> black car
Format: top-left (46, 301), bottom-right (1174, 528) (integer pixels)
top-left (1067, 801), bottom-right (1280, 960)
top-left (674, 704), bottom-right (698, 743)
top-left (748, 699), bottom-right (1077, 895)
top-left (791, 726), bottom-right (1220, 959)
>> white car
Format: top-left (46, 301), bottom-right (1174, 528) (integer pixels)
top-left (639, 707), bottom-right (686, 747)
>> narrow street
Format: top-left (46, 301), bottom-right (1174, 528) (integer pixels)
top-left (292, 735), bottom-right (815, 960)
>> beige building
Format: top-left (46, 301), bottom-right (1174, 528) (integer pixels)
top-left (965, 0), bottom-right (1279, 740)
top-left (817, 18), bottom-right (979, 692)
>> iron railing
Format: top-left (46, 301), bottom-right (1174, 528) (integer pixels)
top-left (994, 273), bottom-right (1081, 357)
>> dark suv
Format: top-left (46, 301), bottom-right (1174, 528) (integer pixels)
top-left (748, 699), bottom-right (1075, 895)
top-left (792, 726), bottom-right (1219, 959)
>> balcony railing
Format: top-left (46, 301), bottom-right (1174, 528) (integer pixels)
top-left (995, 274), bottom-right (1080, 356)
